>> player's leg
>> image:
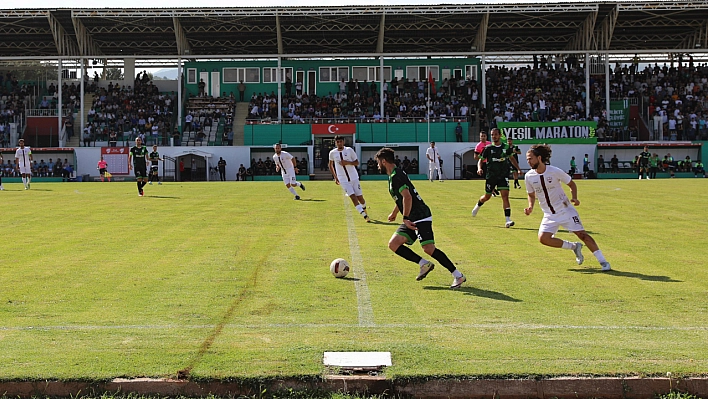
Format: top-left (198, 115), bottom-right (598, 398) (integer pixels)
top-left (500, 185), bottom-right (514, 227)
top-left (571, 228), bottom-right (610, 271)
top-left (100, 170), bottom-right (105, 182)
top-left (428, 163), bottom-right (434, 181)
top-left (472, 181), bottom-right (494, 216)
top-left (285, 176), bottom-right (300, 199)
top-left (418, 222), bottom-right (465, 288)
top-left (388, 227), bottom-right (432, 281)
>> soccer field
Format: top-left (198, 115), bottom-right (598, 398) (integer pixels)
top-left (1, 179), bottom-right (707, 380)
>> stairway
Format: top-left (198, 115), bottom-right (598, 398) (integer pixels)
top-left (232, 102), bottom-right (249, 145)
top-left (66, 93), bottom-right (93, 148)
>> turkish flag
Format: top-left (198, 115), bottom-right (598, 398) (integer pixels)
top-left (428, 70), bottom-right (436, 95)
top-left (311, 123), bottom-right (356, 135)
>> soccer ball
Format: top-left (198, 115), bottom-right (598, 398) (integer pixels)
top-left (330, 258), bottom-right (350, 278)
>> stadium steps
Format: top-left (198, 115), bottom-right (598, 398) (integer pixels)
top-left (232, 102), bottom-right (248, 146)
top-left (67, 93), bottom-right (94, 148)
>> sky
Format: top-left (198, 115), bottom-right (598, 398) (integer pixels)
top-left (15, 0), bottom-right (611, 8)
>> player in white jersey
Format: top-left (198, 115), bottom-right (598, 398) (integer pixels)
top-left (425, 141), bottom-right (443, 182)
top-left (328, 135), bottom-right (369, 222)
top-left (523, 144), bottom-right (611, 271)
top-left (273, 143), bottom-right (305, 200)
top-left (15, 138), bottom-right (33, 190)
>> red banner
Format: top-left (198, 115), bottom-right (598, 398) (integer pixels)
top-left (311, 124), bottom-right (356, 135)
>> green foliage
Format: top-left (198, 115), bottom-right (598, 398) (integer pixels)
top-left (0, 179), bottom-right (707, 380)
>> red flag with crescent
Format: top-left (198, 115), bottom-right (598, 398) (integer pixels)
top-left (311, 123), bottom-right (356, 135)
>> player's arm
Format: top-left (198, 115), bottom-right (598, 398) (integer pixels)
top-left (128, 152), bottom-right (133, 170)
top-left (291, 157), bottom-right (299, 173)
top-left (328, 159), bottom-right (339, 183)
top-left (399, 188), bottom-right (417, 229)
top-left (477, 149), bottom-right (486, 176)
top-left (508, 154), bottom-right (521, 173)
top-left (566, 179), bottom-right (580, 206)
top-left (524, 190), bottom-right (536, 215)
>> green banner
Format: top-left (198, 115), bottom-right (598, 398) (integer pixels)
top-left (497, 121), bottom-right (597, 144)
top-left (609, 99), bottom-right (630, 129)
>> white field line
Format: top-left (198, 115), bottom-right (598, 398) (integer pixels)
top-left (343, 194), bottom-right (375, 327)
top-left (2, 323), bottom-right (708, 331)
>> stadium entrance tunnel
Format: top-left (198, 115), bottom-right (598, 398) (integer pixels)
top-left (172, 150), bottom-right (213, 182)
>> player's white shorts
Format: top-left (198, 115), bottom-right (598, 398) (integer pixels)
top-left (282, 173), bottom-right (298, 186)
top-left (428, 162), bottom-right (440, 171)
top-left (18, 165), bottom-right (32, 175)
top-left (339, 178), bottom-right (363, 196)
top-left (538, 208), bottom-right (585, 234)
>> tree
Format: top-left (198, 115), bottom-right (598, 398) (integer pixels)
top-left (105, 68), bottom-right (124, 81)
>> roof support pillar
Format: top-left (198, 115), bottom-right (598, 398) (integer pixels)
top-left (595, 4), bottom-right (618, 51)
top-left (276, 13), bottom-right (283, 54)
top-left (48, 11), bottom-right (77, 56)
top-left (566, 10), bottom-right (597, 51)
top-left (173, 16), bottom-right (192, 56)
top-left (72, 15), bottom-right (102, 56)
top-left (377, 13), bottom-right (385, 53)
top-left (473, 12), bottom-right (488, 52)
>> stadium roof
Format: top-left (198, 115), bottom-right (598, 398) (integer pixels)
top-left (1, 2), bottom-right (707, 59)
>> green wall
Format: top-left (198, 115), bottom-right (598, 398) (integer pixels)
top-left (183, 58), bottom-right (481, 100)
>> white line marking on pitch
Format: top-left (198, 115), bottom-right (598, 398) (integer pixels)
top-left (2, 323), bottom-right (707, 331)
top-left (343, 195), bottom-right (375, 327)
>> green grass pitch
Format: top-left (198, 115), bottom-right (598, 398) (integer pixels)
top-left (0, 178), bottom-right (706, 380)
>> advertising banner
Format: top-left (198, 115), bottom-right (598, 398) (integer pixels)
top-left (497, 121), bottom-right (597, 144)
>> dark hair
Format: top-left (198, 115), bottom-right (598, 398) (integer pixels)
top-left (334, 135), bottom-right (344, 141)
top-left (375, 147), bottom-right (395, 163)
top-left (528, 144), bottom-right (552, 164)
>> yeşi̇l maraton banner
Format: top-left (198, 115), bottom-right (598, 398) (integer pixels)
top-left (497, 121), bottom-right (597, 144)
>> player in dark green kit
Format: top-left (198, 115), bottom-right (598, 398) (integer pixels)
top-left (128, 137), bottom-right (150, 196)
top-left (375, 147), bottom-right (466, 289)
top-left (638, 145), bottom-right (651, 179)
top-left (148, 145), bottom-right (163, 185)
top-left (507, 137), bottom-right (522, 188)
top-left (472, 128), bottom-right (522, 227)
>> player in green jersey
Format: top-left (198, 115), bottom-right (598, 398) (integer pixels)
top-left (148, 145), bottom-right (163, 185)
top-left (375, 147), bottom-right (466, 289)
top-left (507, 137), bottom-right (522, 189)
top-left (472, 128), bottom-right (522, 228)
top-left (638, 145), bottom-right (651, 179)
top-left (128, 137), bottom-right (150, 196)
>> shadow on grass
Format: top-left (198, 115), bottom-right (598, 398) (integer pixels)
top-left (490, 226), bottom-right (600, 234)
top-left (425, 286), bottom-right (522, 302)
top-left (568, 268), bottom-right (682, 282)
top-left (367, 219), bottom-right (400, 226)
top-left (339, 276), bottom-right (360, 281)
top-left (299, 198), bottom-right (326, 202)
top-left (146, 195), bottom-right (181, 199)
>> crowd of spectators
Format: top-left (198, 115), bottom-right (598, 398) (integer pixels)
top-left (82, 71), bottom-right (176, 146)
top-left (1, 157), bottom-right (73, 179)
top-left (182, 92), bottom-right (235, 145)
top-left (605, 57), bottom-right (708, 141)
top-left (1, 72), bottom-right (36, 146)
top-left (246, 76), bottom-right (479, 123)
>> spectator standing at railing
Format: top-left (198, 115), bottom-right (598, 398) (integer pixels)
top-left (238, 80), bottom-right (246, 102)
top-left (649, 153), bottom-right (660, 179)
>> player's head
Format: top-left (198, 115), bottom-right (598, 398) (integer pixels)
top-left (375, 147), bottom-right (396, 174)
top-left (18, 138), bottom-right (25, 148)
top-left (135, 137), bottom-right (142, 146)
top-left (479, 131), bottom-right (487, 141)
top-left (507, 137), bottom-right (513, 145)
top-left (644, 145), bottom-right (648, 151)
top-left (430, 141), bottom-right (436, 147)
top-left (490, 128), bottom-right (501, 144)
top-left (527, 144), bottom-right (552, 169)
top-left (274, 143), bottom-right (282, 154)
top-left (334, 135), bottom-right (345, 150)
top-left (153, 145), bottom-right (158, 150)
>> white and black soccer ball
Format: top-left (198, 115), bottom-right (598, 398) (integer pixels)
top-left (330, 258), bottom-right (350, 278)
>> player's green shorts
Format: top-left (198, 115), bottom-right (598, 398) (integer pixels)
top-left (395, 220), bottom-right (435, 246)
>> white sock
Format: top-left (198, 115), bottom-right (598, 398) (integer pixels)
top-left (561, 241), bottom-right (576, 250)
top-left (22, 177), bottom-right (27, 186)
top-left (296, 182), bottom-right (301, 187)
top-left (288, 187), bottom-right (297, 196)
top-left (473, 204), bottom-right (480, 212)
top-left (355, 204), bottom-right (364, 214)
top-left (505, 216), bottom-right (511, 222)
top-left (452, 270), bottom-right (462, 278)
top-left (593, 250), bottom-right (607, 263)
top-left (419, 258), bottom-right (429, 267)
top-left (360, 201), bottom-right (366, 210)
